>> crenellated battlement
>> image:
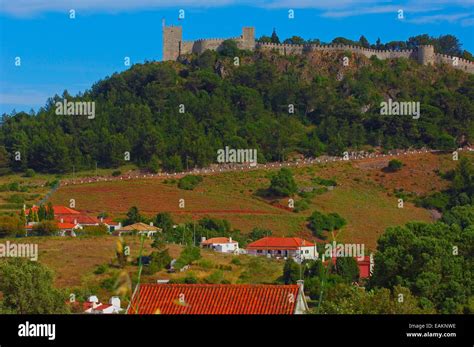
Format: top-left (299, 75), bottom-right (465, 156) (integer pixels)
top-left (162, 25), bottom-right (473, 74)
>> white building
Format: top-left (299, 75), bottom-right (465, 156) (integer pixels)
top-left (246, 237), bottom-right (318, 260)
top-left (200, 237), bottom-right (239, 253)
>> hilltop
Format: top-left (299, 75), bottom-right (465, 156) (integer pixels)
top-left (0, 41), bottom-right (473, 175)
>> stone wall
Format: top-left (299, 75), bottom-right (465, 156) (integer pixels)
top-left (162, 25), bottom-right (474, 74)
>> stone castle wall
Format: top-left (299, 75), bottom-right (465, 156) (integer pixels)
top-left (163, 26), bottom-right (474, 74)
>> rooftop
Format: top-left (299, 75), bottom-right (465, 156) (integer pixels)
top-left (128, 283), bottom-right (300, 314)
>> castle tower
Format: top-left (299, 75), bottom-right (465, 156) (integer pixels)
top-left (163, 25), bottom-right (182, 61)
top-left (417, 45), bottom-right (435, 66)
top-left (241, 27), bottom-right (255, 50)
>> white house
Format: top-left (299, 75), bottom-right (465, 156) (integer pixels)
top-left (246, 237), bottom-right (318, 260)
top-left (200, 237), bottom-right (239, 253)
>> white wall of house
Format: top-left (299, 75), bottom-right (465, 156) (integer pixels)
top-left (209, 242), bottom-right (239, 253)
top-left (247, 246), bottom-right (317, 260)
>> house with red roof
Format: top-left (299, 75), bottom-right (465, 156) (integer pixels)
top-left (200, 237), bottom-right (239, 253)
top-left (127, 282), bottom-right (308, 314)
top-left (246, 237), bottom-right (318, 260)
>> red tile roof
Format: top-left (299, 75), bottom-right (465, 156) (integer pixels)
top-left (201, 237), bottom-right (237, 245)
top-left (246, 237), bottom-right (315, 250)
top-left (128, 284), bottom-right (300, 315)
top-left (57, 222), bottom-right (77, 229)
top-left (27, 205), bottom-right (80, 215)
top-left (94, 304), bottom-right (112, 311)
top-left (57, 214), bottom-right (99, 225)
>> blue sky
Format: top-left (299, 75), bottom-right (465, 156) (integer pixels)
top-left (1, 0), bottom-right (473, 114)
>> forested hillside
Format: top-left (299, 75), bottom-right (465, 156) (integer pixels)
top-left (1, 40), bottom-right (473, 174)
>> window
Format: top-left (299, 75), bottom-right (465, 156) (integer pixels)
top-left (305, 250), bottom-right (309, 254)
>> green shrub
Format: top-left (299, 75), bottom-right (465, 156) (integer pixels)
top-left (94, 264), bottom-right (109, 275)
top-left (6, 194), bottom-right (25, 204)
top-left (24, 169), bottom-right (36, 177)
top-left (312, 176), bottom-right (337, 186)
top-left (112, 170), bottom-right (121, 177)
top-left (231, 257), bottom-right (242, 265)
top-left (387, 159), bottom-right (403, 172)
top-left (178, 175), bottom-right (203, 190)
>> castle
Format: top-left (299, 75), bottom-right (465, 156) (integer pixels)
top-left (163, 25), bottom-right (474, 74)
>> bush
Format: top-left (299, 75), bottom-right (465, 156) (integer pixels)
top-left (307, 210), bottom-right (346, 238)
top-left (6, 194), bottom-right (25, 204)
top-left (312, 176), bottom-right (337, 186)
top-left (79, 224), bottom-right (109, 236)
top-left (387, 159), bottom-right (403, 172)
top-left (112, 170), bottom-right (121, 177)
top-left (33, 221), bottom-right (59, 236)
top-left (174, 246), bottom-right (201, 270)
top-left (231, 257), bottom-right (242, 265)
top-left (24, 169), bottom-right (36, 177)
top-left (197, 259), bottom-right (214, 269)
top-left (269, 168), bottom-right (298, 197)
top-left (0, 215), bottom-right (24, 237)
top-left (204, 270), bottom-right (227, 284)
top-left (94, 264), bottom-right (109, 275)
top-left (178, 175), bottom-right (203, 190)
top-left (294, 199), bottom-right (310, 213)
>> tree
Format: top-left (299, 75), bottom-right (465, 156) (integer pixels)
top-left (154, 212), bottom-right (174, 232)
top-left (0, 146), bottom-right (10, 176)
top-left (19, 208), bottom-right (27, 226)
top-left (0, 215), bottom-right (24, 238)
top-left (37, 205), bottom-right (47, 221)
top-left (369, 220), bottom-right (473, 313)
top-left (283, 258), bottom-right (300, 284)
top-left (270, 28), bottom-right (280, 44)
top-left (46, 202), bottom-right (55, 220)
top-left (335, 257), bottom-right (360, 282)
top-left (0, 258), bottom-right (69, 314)
top-left (283, 36), bottom-right (305, 45)
top-left (174, 246), bottom-right (201, 270)
top-left (123, 206), bottom-right (143, 226)
top-left (307, 211), bottom-right (346, 239)
top-left (269, 168), bottom-right (297, 197)
top-left (33, 221), bottom-right (59, 236)
top-left (359, 35), bottom-right (370, 48)
top-left (219, 39), bottom-right (240, 57)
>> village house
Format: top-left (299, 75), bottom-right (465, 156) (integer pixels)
top-left (200, 237), bottom-right (239, 253)
top-left (127, 282), bottom-right (308, 314)
top-left (246, 237), bottom-right (318, 260)
top-left (26, 205), bottom-right (121, 233)
top-left (113, 222), bottom-right (161, 237)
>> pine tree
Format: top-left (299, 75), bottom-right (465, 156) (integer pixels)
top-left (34, 210), bottom-right (39, 223)
top-left (47, 202), bottom-right (55, 220)
top-left (19, 208), bottom-right (26, 225)
top-left (38, 205), bottom-right (46, 221)
top-left (270, 28), bottom-right (280, 44)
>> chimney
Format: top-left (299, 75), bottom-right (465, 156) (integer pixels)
top-left (60, 218), bottom-right (64, 223)
top-left (74, 219), bottom-right (77, 224)
top-left (229, 237), bottom-right (232, 243)
top-left (201, 237), bottom-right (206, 243)
top-left (149, 222), bottom-right (153, 227)
top-left (109, 296), bottom-right (121, 308)
top-left (100, 217), bottom-right (104, 223)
